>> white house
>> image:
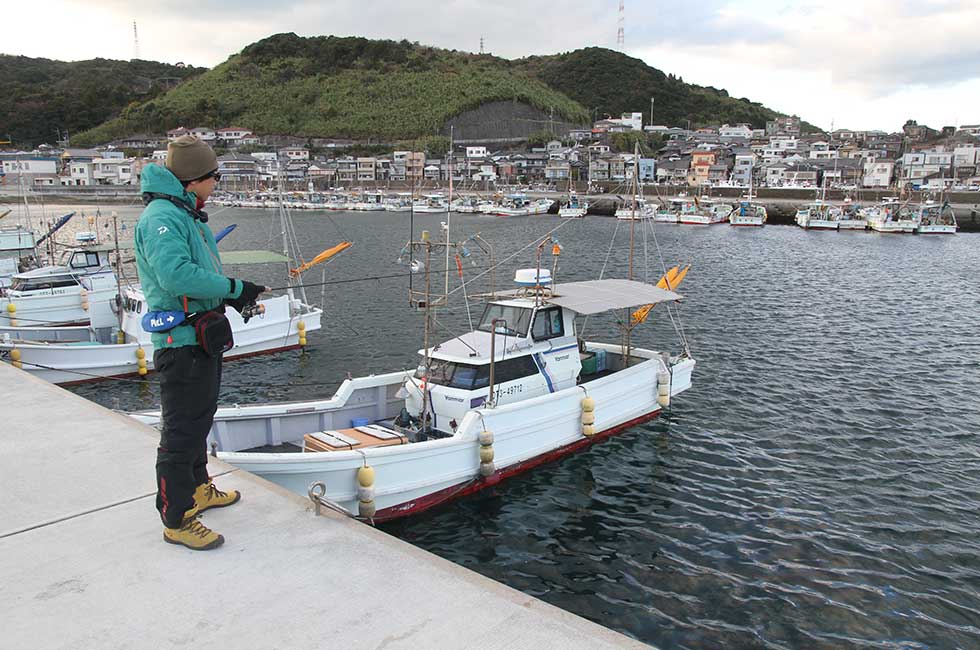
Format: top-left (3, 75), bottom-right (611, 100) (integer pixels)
top-left (189, 127), bottom-right (216, 142)
top-left (280, 147), bottom-right (309, 161)
top-left (466, 146), bottom-right (488, 158)
top-left (216, 128), bottom-right (253, 145)
top-left (861, 158), bottom-right (895, 187)
top-left (63, 161), bottom-right (94, 186)
top-left (719, 124), bottom-right (753, 139)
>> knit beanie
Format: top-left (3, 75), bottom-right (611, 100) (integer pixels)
top-left (166, 135), bottom-right (218, 182)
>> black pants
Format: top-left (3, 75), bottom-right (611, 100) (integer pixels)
top-left (154, 345), bottom-right (223, 528)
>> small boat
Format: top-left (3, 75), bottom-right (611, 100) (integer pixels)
top-left (558, 193), bottom-right (588, 218)
top-left (679, 199), bottom-right (732, 225)
top-left (653, 197), bottom-right (697, 223)
top-left (384, 193), bottom-right (414, 212)
top-left (837, 203), bottom-right (868, 230)
top-left (914, 201), bottom-right (957, 234)
top-left (413, 194), bottom-right (448, 213)
top-left (728, 200), bottom-right (767, 227)
top-left (795, 202), bottom-right (841, 230)
top-left (351, 190), bottom-right (386, 211)
top-left (0, 244), bottom-right (122, 327)
top-left (615, 197), bottom-right (654, 220)
top-left (863, 199), bottom-right (915, 233)
top-left (450, 196), bottom-right (483, 214)
top-left (324, 193), bottom-right (352, 211)
top-left (0, 285), bottom-right (321, 385)
top-left (494, 194), bottom-right (533, 217)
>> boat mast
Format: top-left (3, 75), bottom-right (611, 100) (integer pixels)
top-left (445, 126), bottom-right (454, 298)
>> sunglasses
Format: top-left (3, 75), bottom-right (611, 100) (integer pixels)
top-left (193, 170), bottom-right (221, 183)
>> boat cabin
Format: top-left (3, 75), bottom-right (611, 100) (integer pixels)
top-left (406, 297), bottom-right (582, 430)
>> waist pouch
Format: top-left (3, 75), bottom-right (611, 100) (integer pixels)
top-left (189, 309), bottom-right (234, 357)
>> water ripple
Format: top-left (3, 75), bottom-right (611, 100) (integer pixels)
top-left (74, 210), bottom-right (980, 649)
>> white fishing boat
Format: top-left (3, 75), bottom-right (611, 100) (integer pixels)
top-left (680, 200), bottom-right (732, 225)
top-left (383, 193), bottom-right (413, 212)
top-left (558, 193), bottom-right (588, 218)
top-left (450, 196), bottom-right (483, 214)
top-left (837, 204), bottom-right (868, 230)
top-left (528, 198), bottom-right (555, 215)
top-left (795, 202), bottom-right (841, 230)
top-left (324, 193), bottom-right (352, 211)
top-left (0, 244), bottom-right (122, 327)
top-left (352, 190), bottom-right (386, 211)
top-left (494, 194), bottom-right (533, 217)
top-left (413, 194), bottom-right (448, 213)
top-left (131, 271), bottom-right (695, 522)
top-left (0, 285), bottom-right (321, 384)
top-left (863, 199), bottom-right (915, 233)
top-left (728, 200), bottom-right (767, 227)
top-left (653, 197), bottom-right (696, 223)
top-left (914, 201), bottom-right (957, 234)
top-left (615, 197), bottom-right (654, 220)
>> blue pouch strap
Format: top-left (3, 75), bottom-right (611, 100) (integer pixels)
top-left (141, 310), bottom-right (188, 333)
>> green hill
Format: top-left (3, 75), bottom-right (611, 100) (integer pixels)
top-left (74, 34), bottom-right (590, 145)
top-left (516, 47), bottom-right (797, 130)
top-left (63, 35), bottom-right (811, 147)
top-left (0, 56), bottom-right (204, 148)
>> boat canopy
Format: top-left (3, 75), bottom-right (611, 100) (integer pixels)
top-left (500, 279), bottom-right (681, 315)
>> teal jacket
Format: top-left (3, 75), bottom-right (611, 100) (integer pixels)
top-left (135, 163), bottom-right (243, 348)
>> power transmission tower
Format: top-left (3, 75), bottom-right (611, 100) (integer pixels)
top-left (132, 21), bottom-right (140, 61)
top-left (617, 1), bottom-right (625, 49)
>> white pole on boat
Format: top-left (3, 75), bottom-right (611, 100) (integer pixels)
top-left (445, 126), bottom-right (454, 299)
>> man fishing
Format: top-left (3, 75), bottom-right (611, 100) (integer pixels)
top-left (135, 135), bottom-right (266, 550)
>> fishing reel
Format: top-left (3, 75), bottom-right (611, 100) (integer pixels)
top-left (240, 302), bottom-right (266, 324)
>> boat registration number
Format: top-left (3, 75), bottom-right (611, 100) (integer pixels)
top-left (493, 384), bottom-right (524, 399)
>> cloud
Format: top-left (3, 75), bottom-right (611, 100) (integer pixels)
top-left (3, 0), bottom-right (978, 131)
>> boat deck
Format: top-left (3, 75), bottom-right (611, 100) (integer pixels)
top-left (0, 362), bottom-right (649, 650)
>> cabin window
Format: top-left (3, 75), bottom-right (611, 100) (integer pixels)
top-left (477, 304), bottom-right (532, 337)
top-left (69, 252), bottom-right (101, 269)
top-left (417, 360), bottom-right (487, 390)
top-left (492, 355), bottom-right (539, 384)
top-left (531, 307), bottom-right (565, 341)
top-left (10, 277), bottom-right (78, 291)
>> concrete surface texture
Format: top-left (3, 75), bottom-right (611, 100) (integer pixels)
top-left (0, 363), bottom-right (650, 649)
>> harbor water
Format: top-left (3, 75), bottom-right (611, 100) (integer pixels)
top-left (71, 206), bottom-right (980, 650)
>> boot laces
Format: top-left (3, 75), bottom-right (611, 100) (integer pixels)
top-left (207, 482), bottom-right (227, 500)
top-left (182, 517), bottom-right (213, 538)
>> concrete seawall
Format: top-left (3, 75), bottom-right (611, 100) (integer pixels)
top-left (0, 362), bottom-right (650, 649)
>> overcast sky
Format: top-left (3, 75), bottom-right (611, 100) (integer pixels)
top-left (8, 0), bottom-right (979, 132)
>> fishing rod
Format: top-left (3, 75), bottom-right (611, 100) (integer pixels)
top-left (263, 261), bottom-right (500, 293)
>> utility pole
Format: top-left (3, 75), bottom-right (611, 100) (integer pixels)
top-left (617, 0), bottom-right (625, 49)
top-left (132, 21), bottom-right (140, 61)
top-left (650, 97), bottom-right (655, 129)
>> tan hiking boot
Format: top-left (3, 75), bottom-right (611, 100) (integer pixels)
top-left (163, 515), bottom-right (224, 551)
top-left (193, 480), bottom-right (241, 514)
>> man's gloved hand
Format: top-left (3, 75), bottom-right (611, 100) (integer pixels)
top-left (225, 279), bottom-right (268, 321)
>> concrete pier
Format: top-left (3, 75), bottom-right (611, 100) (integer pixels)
top-left (0, 362), bottom-right (649, 649)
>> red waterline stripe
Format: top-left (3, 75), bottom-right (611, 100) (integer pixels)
top-left (371, 407), bottom-right (664, 523)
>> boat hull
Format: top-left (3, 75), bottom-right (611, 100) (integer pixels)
top-left (214, 345), bottom-right (695, 521)
top-left (1, 295), bottom-right (322, 384)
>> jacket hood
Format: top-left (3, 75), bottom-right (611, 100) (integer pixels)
top-left (140, 163), bottom-right (195, 203)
